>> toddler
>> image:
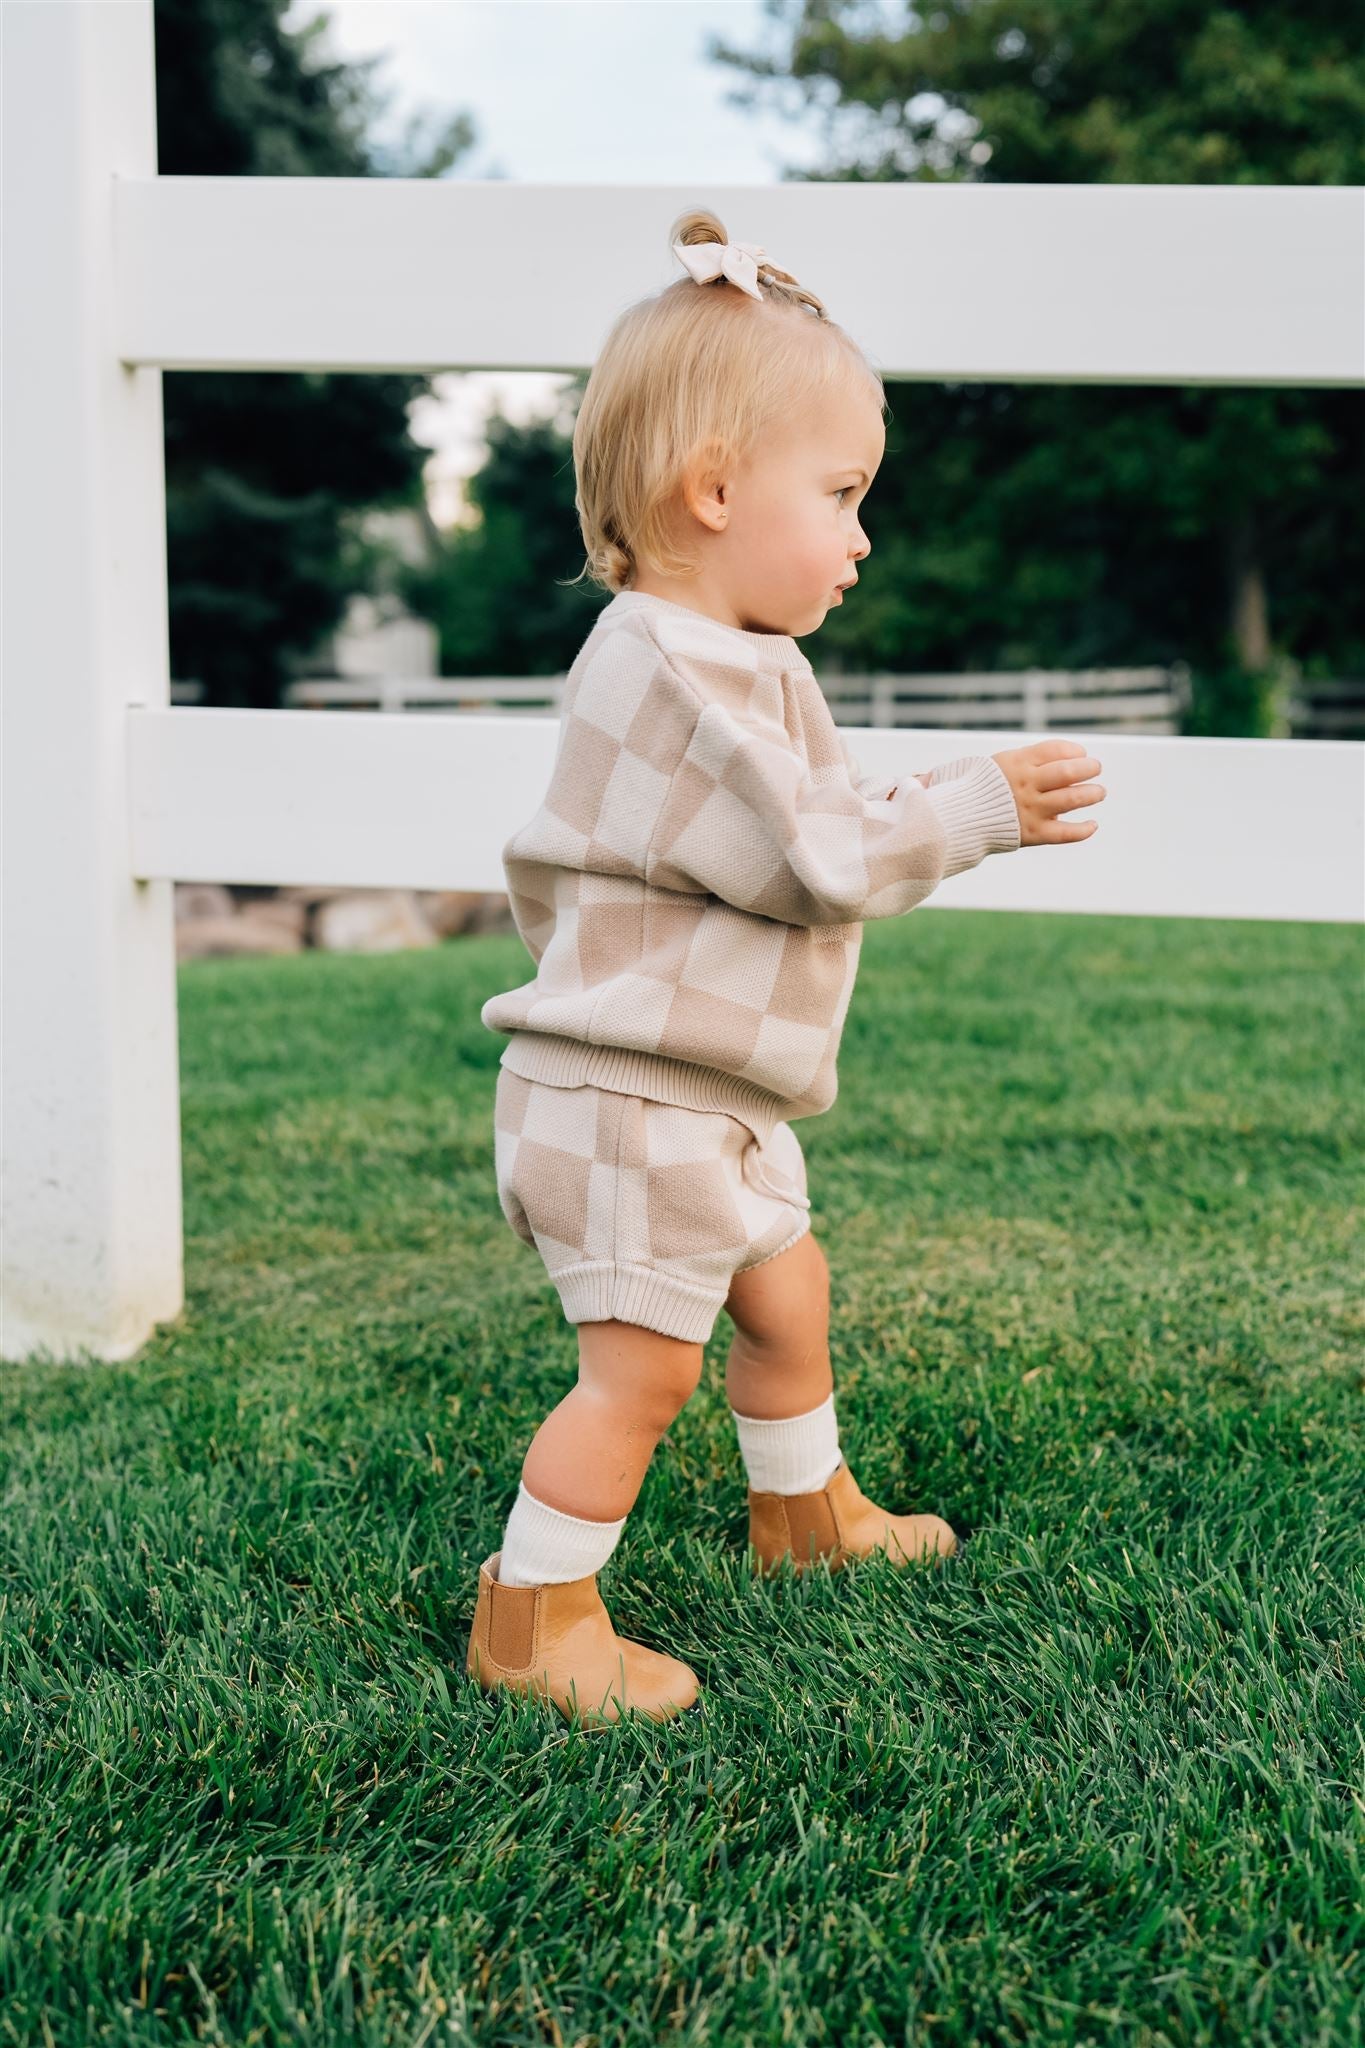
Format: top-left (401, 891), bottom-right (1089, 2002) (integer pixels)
top-left (464, 209), bottom-right (1105, 1724)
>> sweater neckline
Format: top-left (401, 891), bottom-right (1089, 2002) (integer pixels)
top-left (602, 589), bottom-right (810, 673)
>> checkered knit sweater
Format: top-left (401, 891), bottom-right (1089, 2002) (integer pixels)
top-left (480, 589), bottom-right (1020, 1139)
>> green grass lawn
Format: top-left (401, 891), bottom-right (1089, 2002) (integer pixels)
top-left (3, 909), bottom-right (1362, 2047)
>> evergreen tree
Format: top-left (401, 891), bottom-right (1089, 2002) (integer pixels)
top-left (155, 0), bottom-right (479, 707)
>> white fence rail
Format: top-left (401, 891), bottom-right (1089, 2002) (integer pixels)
top-left (114, 175), bottom-right (1364, 385)
top-left (127, 709), bottom-right (1365, 924)
top-left (3, 0), bottom-right (1363, 1364)
top-left (1287, 676), bottom-right (1365, 740)
top-left (285, 676), bottom-right (569, 715)
top-left (773, 668), bottom-right (1192, 733)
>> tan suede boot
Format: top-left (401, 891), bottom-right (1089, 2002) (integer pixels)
top-left (748, 1457), bottom-right (958, 1575)
top-left (464, 1550), bottom-right (700, 1724)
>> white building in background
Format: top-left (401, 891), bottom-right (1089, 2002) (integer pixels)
top-left (329, 597), bottom-right (439, 681)
top-left (292, 505), bottom-right (440, 681)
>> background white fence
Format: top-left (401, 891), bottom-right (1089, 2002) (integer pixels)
top-left (280, 665), bottom-right (1193, 733)
top-left (3, 0), bottom-right (1363, 1365)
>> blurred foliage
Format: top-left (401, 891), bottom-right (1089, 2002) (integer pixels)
top-left (155, 0), bottom-right (478, 707)
top-left (397, 382), bottom-right (609, 675)
top-left (698, 0), bottom-right (1365, 733)
top-left (161, 0), bottom-right (1364, 732)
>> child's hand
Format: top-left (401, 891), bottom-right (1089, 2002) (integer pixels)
top-left (890, 744), bottom-right (1106, 847)
top-left (988, 738), bottom-right (1106, 846)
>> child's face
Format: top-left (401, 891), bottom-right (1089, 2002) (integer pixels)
top-left (684, 380), bottom-right (886, 639)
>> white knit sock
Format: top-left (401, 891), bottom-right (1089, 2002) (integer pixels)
top-left (730, 1390), bottom-right (843, 1494)
top-left (495, 1479), bottom-right (628, 1587)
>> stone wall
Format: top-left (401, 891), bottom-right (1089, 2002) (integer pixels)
top-left (174, 884), bottom-right (515, 961)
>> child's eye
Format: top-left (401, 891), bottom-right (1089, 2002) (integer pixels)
top-left (833, 487), bottom-right (850, 506)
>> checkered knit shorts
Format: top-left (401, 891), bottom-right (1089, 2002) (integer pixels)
top-left (493, 1067), bottom-right (813, 1344)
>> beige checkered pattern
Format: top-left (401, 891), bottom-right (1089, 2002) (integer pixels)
top-left (494, 1068), bottom-right (812, 1343)
top-left (481, 589), bottom-right (1020, 1132)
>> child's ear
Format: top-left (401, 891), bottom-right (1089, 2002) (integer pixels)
top-left (680, 436), bottom-right (737, 534)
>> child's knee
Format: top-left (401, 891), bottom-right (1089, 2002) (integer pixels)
top-left (726, 1229), bottom-right (829, 1352)
top-left (576, 1320), bottom-right (704, 1432)
top-left (647, 1348), bottom-right (705, 1426)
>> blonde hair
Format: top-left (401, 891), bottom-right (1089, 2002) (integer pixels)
top-left (567, 207), bottom-right (888, 594)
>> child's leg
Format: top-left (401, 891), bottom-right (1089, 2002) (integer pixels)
top-left (497, 1316), bottom-right (703, 1586)
top-left (723, 1231), bottom-right (844, 1491)
top-left (469, 1312), bottom-right (704, 1718)
top-left (723, 1227), bottom-right (833, 1417)
top-left (723, 1231), bottom-right (957, 1566)
top-left (525, 1317), bottom-right (703, 1518)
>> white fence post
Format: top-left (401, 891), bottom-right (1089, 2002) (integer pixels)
top-left (1023, 671), bottom-right (1048, 731)
top-left (1, 0), bottom-right (184, 1362)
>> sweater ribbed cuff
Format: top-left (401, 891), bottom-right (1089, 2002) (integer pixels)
top-left (922, 754), bottom-right (1021, 878)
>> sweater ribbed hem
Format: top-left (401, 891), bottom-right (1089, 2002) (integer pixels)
top-left (923, 754), bottom-right (1022, 878)
top-left (497, 1031), bottom-right (793, 1147)
top-left (554, 1261), bottom-right (727, 1344)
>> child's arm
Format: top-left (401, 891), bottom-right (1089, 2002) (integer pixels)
top-left (841, 735), bottom-right (1106, 846)
top-left (647, 669), bottom-right (1020, 927)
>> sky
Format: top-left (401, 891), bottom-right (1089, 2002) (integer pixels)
top-left (281, 1), bottom-right (831, 526)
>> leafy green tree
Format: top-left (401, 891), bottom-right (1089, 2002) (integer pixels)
top-left (709, 0), bottom-right (1365, 732)
top-left (398, 380), bottom-right (608, 676)
top-left (155, 0), bottom-right (479, 707)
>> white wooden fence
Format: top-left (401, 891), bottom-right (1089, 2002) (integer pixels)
top-left (3, 0), bottom-right (1363, 1365)
top-left (285, 677), bottom-right (572, 715)
top-left (820, 667), bottom-right (1191, 733)
top-left (282, 665), bottom-right (1191, 732)
top-left (1286, 676), bottom-right (1365, 740)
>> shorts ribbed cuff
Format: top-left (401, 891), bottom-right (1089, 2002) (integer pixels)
top-left (553, 1261), bottom-right (726, 1344)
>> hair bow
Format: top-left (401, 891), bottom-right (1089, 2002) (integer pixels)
top-left (672, 237), bottom-right (768, 301)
